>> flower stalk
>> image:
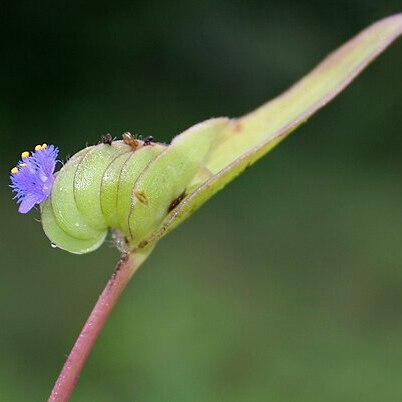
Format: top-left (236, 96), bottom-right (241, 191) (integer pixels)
top-left (48, 250), bottom-right (150, 402)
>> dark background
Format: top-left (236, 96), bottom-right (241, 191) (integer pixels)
top-left (1, 1), bottom-right (402, 401)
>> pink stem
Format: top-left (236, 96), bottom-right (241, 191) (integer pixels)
top-left (48, 252), bottom-right (141, 402)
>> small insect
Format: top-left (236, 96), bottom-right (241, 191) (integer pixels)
top-left (122, 132), bottom-right (141, 150)
top-left (143, 136), bottom-right (154, 146)
top-left (101, 133), bottom-right (113, 145)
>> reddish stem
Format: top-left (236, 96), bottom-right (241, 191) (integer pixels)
top-left (48, 252), bottom-right (145, 402)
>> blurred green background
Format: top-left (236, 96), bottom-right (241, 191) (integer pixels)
top-left (1, 1), bottom-right (402, 401)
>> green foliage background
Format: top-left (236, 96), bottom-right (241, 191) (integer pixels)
top-left (1, 1), bottom-right (402, 401)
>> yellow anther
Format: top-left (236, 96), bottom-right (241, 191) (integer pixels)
top-left (11, 167), bottom-right (18, 174)
top-left (35, 144), bottom-right (42, 151)
top-left (41, 143), bottom-right (48, 149)
top-left (21, 151), bottom-right (30, 158)
top-left (19, 163), bottom-right (27, 168)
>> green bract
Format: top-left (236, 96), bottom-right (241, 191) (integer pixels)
top-left (41, 15), bottom-right (402, 254)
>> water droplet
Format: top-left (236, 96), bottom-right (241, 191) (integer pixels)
top-left (50, 242), bottom-right (58, 249)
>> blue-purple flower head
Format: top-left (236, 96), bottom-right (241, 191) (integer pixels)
top-left (10, 144), bottom-right (59, 213)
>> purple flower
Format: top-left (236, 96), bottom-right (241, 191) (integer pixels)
top-left (10, 144), bottom-right (59, 213)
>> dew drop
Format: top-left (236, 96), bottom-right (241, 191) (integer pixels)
top-left (50, 242), bottom-right (58, 249)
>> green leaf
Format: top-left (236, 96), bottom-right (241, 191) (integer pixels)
top-left (137, 14), bottom-right (402, 250)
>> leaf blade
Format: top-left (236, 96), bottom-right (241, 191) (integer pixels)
top-left (141, 14), bottom-right (402, 248)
